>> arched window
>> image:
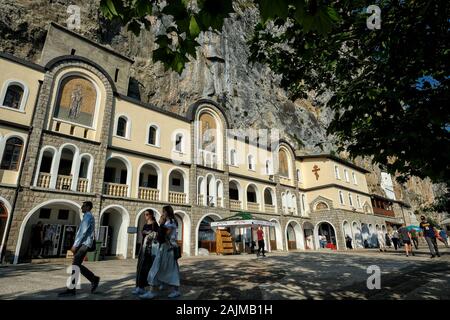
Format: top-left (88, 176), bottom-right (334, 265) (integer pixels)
top-left (116, 116), bottom-right (127, 137)
top-left (334, 165), bottom-right (340, 179)
top-left (175, 133), bottom-right (183, 152)
top-left (296, 169), bottom-right (302, 182)
top-left (2, 84), bottom-right (24, 109)
top-left (301, 194), bottom-right (306, 212)
top-left (352, 172), bottom-right (358, 185)
top-left (278, 148), bottom-right (290, 178)
top-left (230, 149), bottom-right (236, 166)
top-left (356, 195), bottom-right (362, 208)
top-left (265, 160), bottom-right (272, 175)
top-left (148, 125), bottom-right (159, 146)
top-left (248, 155), bottom-right (255, 170)
top-left (344, 169), bottom-right (349, 182)
top-left (339, 191), bottom-right (345, 205)
top-left (1, 137), bottom-right (23, 170)
top-left (348, 193), bottom-right (353, 206)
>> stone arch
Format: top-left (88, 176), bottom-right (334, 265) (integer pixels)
top-left (342, 220), bottom-right (352, 250)
top-left (314, 220), bottom-right (338, 250)
top-left (195, 213), bottom-right (222, 255)
top-left (99, 204), bottom-right (130, 258)
top-left (269, 218), bottom-right (283, 251)
top-left (136, 160), bottom-right (163, 200)
top-left (174, 210), bottom-right (192, 256)
top-left (351, 221), bottom-right (363, 248)
top-left (310, 195), bottom-right (334, 212)
top-left (14, 199), bottom-right (83, 264)
top-left (0, 197), bottom-right (12, 260)
top-left (285, 220), bottom-right (304, 250)
top-left (104, 154), bottom-right (133, 197)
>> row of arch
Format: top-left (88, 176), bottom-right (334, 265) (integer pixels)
top-left (228, 179), bottom-right (276, 211)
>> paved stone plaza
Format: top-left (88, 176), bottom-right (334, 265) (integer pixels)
top-left (0, 248), bottom-right (449, 300)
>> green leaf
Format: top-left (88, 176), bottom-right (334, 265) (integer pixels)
top-left (189, 15), bottom-right (201, 37)
top-left (135, 0), bottom-right (153, 18)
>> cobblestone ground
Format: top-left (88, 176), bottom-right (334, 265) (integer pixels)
top-left (0, 247), bottom-right (449, 300)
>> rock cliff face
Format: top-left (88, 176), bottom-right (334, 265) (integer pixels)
top-left (0, 0), bottom-right (438, 213)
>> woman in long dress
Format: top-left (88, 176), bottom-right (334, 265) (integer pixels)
top-left (132, 209), bottom-right (159, 295)
top-left (140, 205), bottom-right (181, 299)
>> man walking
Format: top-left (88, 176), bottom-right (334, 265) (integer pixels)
top-left (398, 226), bottom-right (414, 257)
top-left (420, 216), bottom-right (440, 258)
top-left (59, 201), bottom-right (100, 296)
top-left (391, 228), bottom-right (399, 251)
top-left (256, 226), bottom-right (266, 257)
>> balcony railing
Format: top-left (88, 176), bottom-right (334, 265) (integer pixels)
top-left (373, 207), bottom-right (396, 217)
top-left (37, 172), bottom-right (51, 188)
top-left (197, 194), bottom-right (204, 205)
top-left (138, 187), bottom-right (159, 201)
top-left (265, 204), bottom-right (276, 213)
top-left (56, 175), bottom-right (72, 190)
top-left (230, 199), bottom-right (242, 210)
top-left (103, 182), bottom-right (128, 197)
top-left (169, 191), bottom-right (186, 204)
top-left (77, 178), bottom-right (89, 193)
top-left (247, 202), bottom-right (260, 212)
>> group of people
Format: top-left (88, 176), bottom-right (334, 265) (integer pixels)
top-left (346, 216), bottom-right (448, 258)
top-left (133, 205), bottom-right (181, 299)
top-left (388, 216), bottom-right (448, 258)
top-left (59, 202), bottom-right (181, 299)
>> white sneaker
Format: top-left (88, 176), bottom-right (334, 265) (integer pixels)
top-left (132, 287), bottom-right (146, 295)
top-left (139, 291), bottom-right (158, 300)
top-left (168, 290), bottom-right (181, 298)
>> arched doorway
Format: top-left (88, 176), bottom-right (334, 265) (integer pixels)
top-left (15, 200), bottom-right (82, 263)
top-left (286, 221), bottom-right (303, 250)
top-left (269, 219), bottom-right (283, 251)
top-left (174, 210), bottom-right (191, 256)
top-left (133, 208), bottom-right (160, 257)
top-left (342, 221), bottom-right (352, 249)
top-left (316, 222), bottom-right (337, 249)
top-left (303, 221), bottom-right (315, 250)
top-left (99, 206), bottom-right (130, 258)
top-left (196, 214), bottom-right (221, 254)
top-left (361, 223), bottom-right (370, 248)
top-left (352, 221), bottom-right (363, 248)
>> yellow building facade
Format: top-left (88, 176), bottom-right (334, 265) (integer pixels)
top-left (0, 23), bottom-right (405, 264)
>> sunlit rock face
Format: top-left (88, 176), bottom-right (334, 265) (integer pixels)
top-left (0, 0), bottom-right (439, 214)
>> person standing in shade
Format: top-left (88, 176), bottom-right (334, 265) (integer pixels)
top-left (420, 216), bottom-right (440, 258)
top-left (132, 209), bottom-right (159, 295)
top-left (345, 235), bottom-right (353, 249)
top-left (398, 226), bottom-right (414, 257)
top-left (391, 228), bottom-right (399, 251)
top-left (59, 201), bottom-right (100, 296)
top-left (140, 205), bottom-right (181, 299)
top-left (256, 226), bottom-right (266, 257)
top-left (30, 221), bottom-right (44, 259)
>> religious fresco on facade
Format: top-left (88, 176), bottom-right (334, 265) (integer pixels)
top-left (53, 76), bottom-right (97, 127)
top-left (279, 149), bottom-right (289, 177)
top-left (199, 113), bottom-right (217, 152)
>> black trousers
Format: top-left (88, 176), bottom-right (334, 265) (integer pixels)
top-left (412, 237), bottom-right (419, 250)
top-left (392, 238), bottom-right (399, 250)
top-left (72, 245), bottom-right (97, 284)
top-left (136, 247), bottom-right (154, 288)
top-left (257, 240), bottom-right (265, 256)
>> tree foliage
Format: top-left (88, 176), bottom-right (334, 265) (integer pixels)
top-left (100, 1), bottom-right (450, 197)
